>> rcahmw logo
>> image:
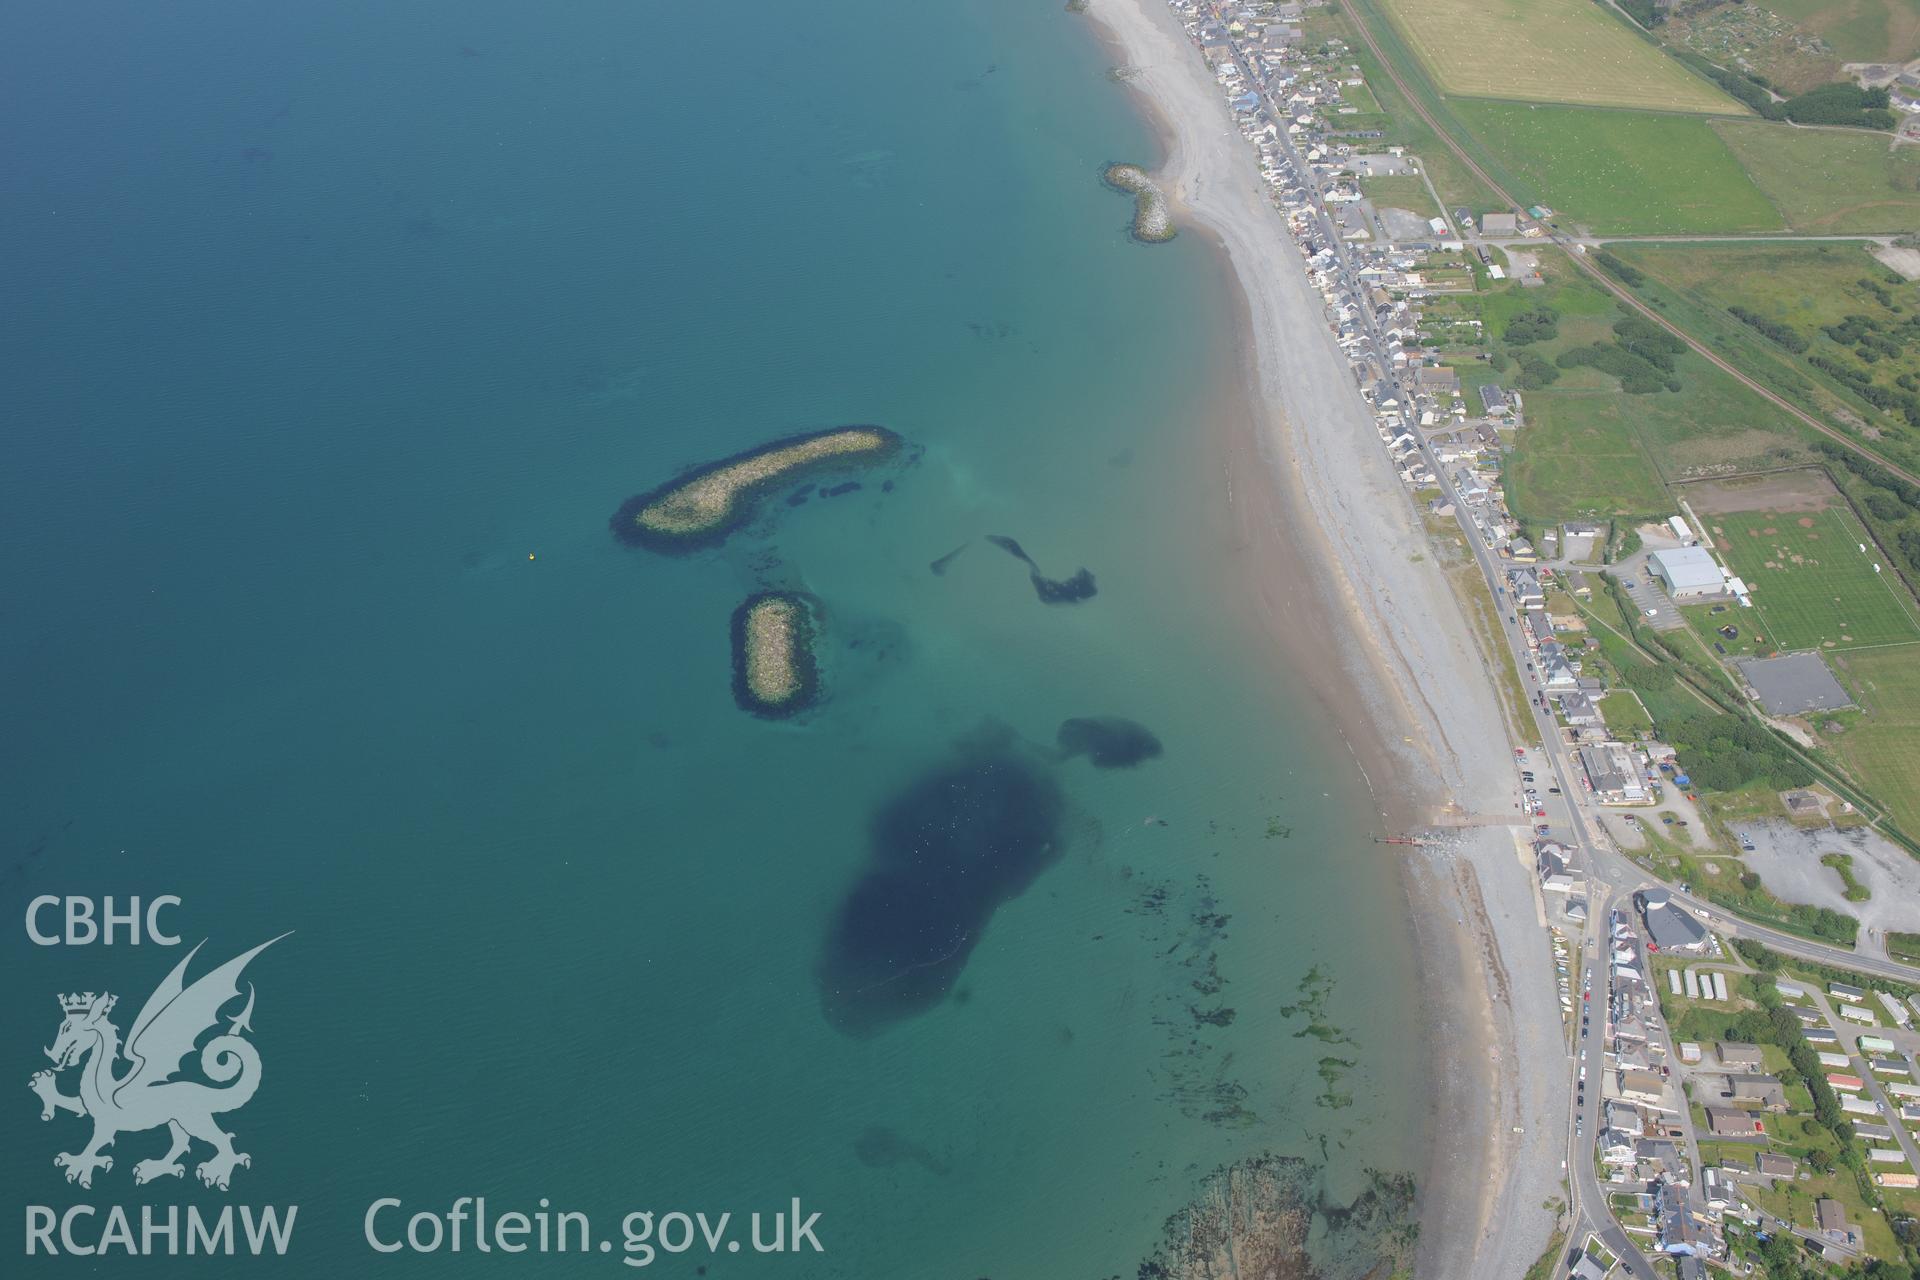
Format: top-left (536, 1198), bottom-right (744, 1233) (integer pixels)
top-left (24, 935), bottom-right (299, 1258)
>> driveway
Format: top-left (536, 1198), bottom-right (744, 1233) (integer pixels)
top-left (1613, 549), bottom-right (1687, 633)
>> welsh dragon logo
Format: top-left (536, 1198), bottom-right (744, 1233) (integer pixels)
top-left (28, 936), bottom-right (285, 1191)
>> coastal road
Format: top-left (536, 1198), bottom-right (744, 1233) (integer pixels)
top-left (1207, 9), bottom-right (1656, 1268)
top-left (1203, 8), bottom-right (1920, 1266)
top-left (1661, 893), bottom-right (1920, 986)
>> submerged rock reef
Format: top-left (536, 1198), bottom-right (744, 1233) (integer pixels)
top-left (730, 591), bottom-right (821, 719)
top-left (609, 424), bottom-right (902, 553)
top-left (1138, 1155), bottom-right (1418, 1280)
top-left (851, 1125), bottom-right (951, 1177)
top-left (817, 728), bottom-right (1065, 1036)
top-left (1103, 162), bottom-right (1175, 243)
top-left (1056, 716), bottom-right (1161, 768)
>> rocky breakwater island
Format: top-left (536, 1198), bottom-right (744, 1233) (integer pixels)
top-left (730, 591), bottom-right (821, 719)
top-left (609, 424), bottom-right (903, 553)
top-left (1103, 162), bottom-right (1174, 243)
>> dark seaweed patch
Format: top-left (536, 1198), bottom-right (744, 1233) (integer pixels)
top-left (928, 542), bottom-right (970, 576)
top-left (985, 534), bottom-right (1097, 604)
top-left (984, 534), bottom-right (1029, 562)
top-left (817, 738), bottom-right (1065, 1037)
top-left (851, 1126), bottom-right (951, 1176)
top-left (1032, 568), bottom-right (1096, 602)
top-left (1057, 717), bottom-right (1162, 768)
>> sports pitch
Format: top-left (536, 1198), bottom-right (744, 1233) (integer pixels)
top-left (1376, 0), bottom-right (1738, 112)
top-left (1707, 504), bottom-right (1920, 653)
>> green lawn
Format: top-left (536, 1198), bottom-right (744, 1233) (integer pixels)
top-left (1450, 102), bottom-right (1783, 235)
top-left (1357, 174), bottom-right (1440, 217)
top-left (1685, 601), bottom-right (1764, 659)
top-left (1705, 503), bottom-right (1920, 652)
top-left (1715, 120), bottom-right (1920, 233)
top-left (1601, 688), bottom-right (1655, 734)
top-left (1341, 79), bottom-right (1384, 115)
top-left (1749, 1162), bottom-right (1904, 1259)
top-left (1825, 646), bottom-right (1920, 837)
top-left (1505, 391), bottom-right (1671, 520)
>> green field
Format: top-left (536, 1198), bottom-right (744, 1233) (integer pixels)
top-left (1357, 174), bottom-right (1440, 217)
top-left (1374, 0), bottom-right (1737, 111)
top-left (1506, 362), bottom-right (1815, 520)
top-left (1496, 254), bottom-right (1813, 521)
top-left (1826, 646), bottom-right (1920, 837)
top-left (1451, 102), bottom-right (1782, 234)
top-left (1763, 0), bottom-right (1920, 64)
top-left (1611, 242), bottom-right (1920, 446)
top-left (1341, 79), bottom-right (1384, 116)
top-left (1505, 391), bottom-right (1674, 520)
top-left (1714, 121), bottom-right (1920, 233)
top-left (1600, 689), bottom-right (1654, 734)
top-left (1707, 504), bottom-right (1920, 652)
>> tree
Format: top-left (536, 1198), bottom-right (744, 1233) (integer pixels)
top-left (1900, 527), bottom-right (1920, 574)
top-left (1515, 352), bottom-right (1560, 389)
top-left (1865, 488), bottom-right (1907, 522)
top-left (1761, 1229), bottom-right (1802, 1278)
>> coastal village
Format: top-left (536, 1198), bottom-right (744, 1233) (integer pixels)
top-left (1582, 898), bottom-right (1920, 1276)
top-left (1162, 1), bottom-right (1920, 1277)
top-left (1167, 0), bottom-right (1735, 828)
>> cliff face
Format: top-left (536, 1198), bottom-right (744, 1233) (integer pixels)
top-left (1139, 1155), bottom-right (1417, 1280)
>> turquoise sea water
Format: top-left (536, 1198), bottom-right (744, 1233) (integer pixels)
top-left (1, 0), bottom-right (1427, 1274)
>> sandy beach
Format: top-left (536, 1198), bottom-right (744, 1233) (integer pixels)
top-left (1083, 0), bottom-right (1570, 1273)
